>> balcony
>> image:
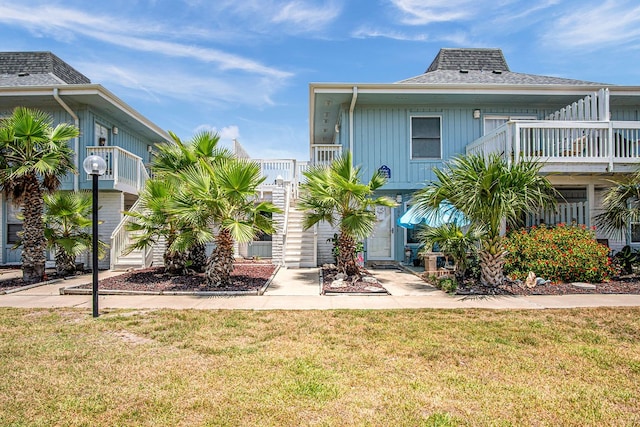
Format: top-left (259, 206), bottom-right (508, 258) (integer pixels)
top-left (85, 146), bottom-right (149, 194)
top-left (312, 144), bottom-right (342, 166)
top-left (466, 120), bottom-right (640, 174)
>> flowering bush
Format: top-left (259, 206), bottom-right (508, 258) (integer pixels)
top-left (504, 224), bottom-right (613, 283)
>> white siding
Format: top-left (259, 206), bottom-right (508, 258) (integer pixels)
top-left (594, 188), bottom-right (625, 252)
top-left (317, 221), bottom-right (338, 265)
top-left (93, 192), bottom-right (124, 270)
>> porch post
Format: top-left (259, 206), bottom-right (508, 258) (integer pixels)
top-left (587, 184), bottom-right (595, 228)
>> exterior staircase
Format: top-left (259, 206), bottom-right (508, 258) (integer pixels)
top-left (110, 200), bottom-right (155, 271)
top-left (283, 204), bottom-right (316, 268)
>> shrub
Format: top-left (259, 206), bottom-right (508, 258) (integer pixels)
top-left (437, 276), bottom-right (458, 293)
top-left (504, 223), bottom-right (613, 283)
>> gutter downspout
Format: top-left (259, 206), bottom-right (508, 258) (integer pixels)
top-left (349, 86), bottom-right (358, 158)
top-left (53, 88), bottom-right (80, 191)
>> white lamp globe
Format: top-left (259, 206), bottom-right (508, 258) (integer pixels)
top-left (83, 155), bottom-right (107, 176)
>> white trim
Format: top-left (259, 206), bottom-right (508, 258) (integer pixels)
top-left (409, 114), bottom-right (442, 160)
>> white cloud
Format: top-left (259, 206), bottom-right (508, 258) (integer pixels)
top-left (389, 0), bottom-right (475, 25)
top-left (78, 61), bottom-right (283, 108)
top-left (542, 0), bottom-right (640, 50)
top-left (272, 1), bottom-right (342, 32)
top-left (351, 26), bottom-right (430, 41)
top-left (192, 124), bottom-right (240, 149)
top-left (0, 3), bottom-right (291, 78)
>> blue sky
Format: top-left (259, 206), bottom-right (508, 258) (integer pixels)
top-left (1, 0), bottom-right (640, 160)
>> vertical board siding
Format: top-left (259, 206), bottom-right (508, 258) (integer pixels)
top-left (353, 106), bottom-right (484, 189)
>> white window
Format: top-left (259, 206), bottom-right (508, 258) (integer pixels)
top-left (95, 123), bottom-right (109, 146)
top-left (411, 116), bottom-right (441, 159)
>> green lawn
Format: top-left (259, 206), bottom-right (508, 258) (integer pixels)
top-left (1, 307), bottom-right (639, 426)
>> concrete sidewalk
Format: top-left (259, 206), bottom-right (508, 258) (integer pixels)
top-left (1, 267), bottom-right (640, 311)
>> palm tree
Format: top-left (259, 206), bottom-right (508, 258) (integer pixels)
top-left (298, 152), bottom-right (397, 277)
top-left (0, 107), bottom-right (78, 282)
top-left (124, 179), bottom-right (190, 274)
top-left (417, 223), bottom-right (482, 282)
top-left (411, 153), bottom-right (557, 287)
top-left (125, 130), bottom-right (232, 274)
top-left (170, 159), bottom-right (280, 286)
top-left (43, 191), bottom-right (107, 276)
top-left (594, 170), bottom-right (640, 238)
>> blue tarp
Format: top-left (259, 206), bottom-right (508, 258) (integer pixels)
top-left (397, 202), bottom-right (468, 229)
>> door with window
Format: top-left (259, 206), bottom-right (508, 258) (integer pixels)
top-left (367, 206), bottom-right (393, 260)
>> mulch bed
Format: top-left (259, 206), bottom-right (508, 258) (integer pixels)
top-left (4, 262), bottom-right (640, 296)
top-left (454, 276), bottom-right (640, 296)
top-left (78, 263), bottom-right (277, 293)
top-left (321, 267), bottom-right (388, 294)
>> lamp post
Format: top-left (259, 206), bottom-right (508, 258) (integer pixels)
top-left (83, 155), bottom-right (107, 318)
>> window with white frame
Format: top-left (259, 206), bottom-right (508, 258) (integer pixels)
top-left (95, 123), bottom-right (109, 146)
top-left (411, 116), bottom-right (441, 159)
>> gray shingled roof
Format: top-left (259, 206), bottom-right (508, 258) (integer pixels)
top-left (0, 73), bottom-right (67, 87)
top-left (426, 48), bottom-right (509, 72)
top-left (0, 52), bottom-right (90, 87)
top-left (397, 48), bottom-right (609, 86)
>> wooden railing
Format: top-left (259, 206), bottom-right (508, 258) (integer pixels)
top-left (85, 146), bottom-right (149, 194)
top-left (526, 202), bottom-right (589, 227)
top-left (312, 144), bottom-right (342, 165)
top-left (545, 88), bottom-right (609, 121)
top-left (467, 120), bottom-right (640, 171)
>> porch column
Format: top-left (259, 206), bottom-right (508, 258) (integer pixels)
top-left (587, 184), bottom-right (595, 228)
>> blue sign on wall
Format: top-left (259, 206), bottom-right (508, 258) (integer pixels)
top-left (378, 165), bottom-right (391, 179)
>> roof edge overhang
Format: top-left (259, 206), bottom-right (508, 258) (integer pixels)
top-left (0, 83), bottom-right (170, 141)
top-left (310, 82), bottom-right (638, 96)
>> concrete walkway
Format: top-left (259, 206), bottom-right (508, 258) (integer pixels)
top-left (1, 267), bottom-right (640, 311)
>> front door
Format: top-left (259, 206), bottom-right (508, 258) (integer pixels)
top-left (367, 206), bottom-right (393, 260)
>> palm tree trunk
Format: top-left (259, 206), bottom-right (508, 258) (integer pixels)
top-left (55, 246), bottom-right (77, 277)
top-left (21, 177), bottom-right (46, 283)
top-left (163, 233), bottom-right (187, 275)
top-left (186, 242), bottom-right (207, 273)
top-left (479, 250), bottom-right (506, 287)
top-left (205, 228), bottom-right (235, 287)
top-left (337, 231), bottom-right (360, 277)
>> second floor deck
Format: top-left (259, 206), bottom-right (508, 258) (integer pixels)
top-left (466, 120), bottom-right (640, 174)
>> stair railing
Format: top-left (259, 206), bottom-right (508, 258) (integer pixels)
top-left (110, 199), bottom-right (152, 270)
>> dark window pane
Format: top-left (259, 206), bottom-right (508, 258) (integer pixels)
top-left (632, 224), bottom-right (640, 243)
top-left (406, 227), bottom-right (420, 244)
top-left (412, 117), bottom-right (441, 159)
top-left (7, 224), bottom-right (22, 244)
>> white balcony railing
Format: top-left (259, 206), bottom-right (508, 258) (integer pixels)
top-left (312, 144), bottom-right (342, 166)
top-left (526, 202), bottom-right (589, 228)
top-left (467, 121), bottom-right (640, 172)
top-left (85, 146), bottom-right (149, 194)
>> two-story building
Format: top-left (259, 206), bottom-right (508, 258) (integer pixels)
top-left (0, 52), bottom-right (170, 269)
top-left (308, 48), bottom-right (640, 265)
